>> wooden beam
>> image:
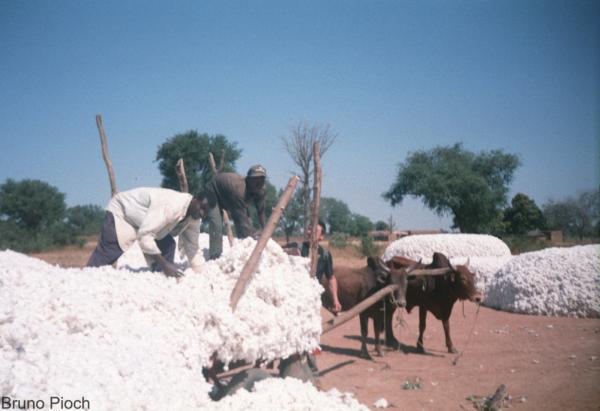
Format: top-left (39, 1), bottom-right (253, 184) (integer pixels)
top-left (95, 115), bottom-right (117, 197)
top-left (321, 284), bottom-right (398, 334)
top-left (175, 158), bottom-right (189, 193)
top-left (230, 175), bottom-right (300, 311)
top-left (208, 152), bottom-right (234, 247)
top-left (309, 142), bottom-right (322, 277)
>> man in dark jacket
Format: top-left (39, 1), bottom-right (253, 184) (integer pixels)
top-left (205, 165), bottom-right (267, 259)
top-left (301, 220), bottom-right (342, 314)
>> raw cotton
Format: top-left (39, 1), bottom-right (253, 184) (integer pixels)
top-left (484, 245), bottom-right (600, 318)
top-left (0, 239), bottom-right (366, 410)
top-left (382, 234), bottom-right (511, 263)
top-left (212, 378), bottom-right (369, 411)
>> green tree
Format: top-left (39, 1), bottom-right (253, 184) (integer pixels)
top-left (383, 143), bottom-right (520, 233)
top-left (374, 220), bottom-right (389, 231)
top-left (0, 179), bottom-right (66, 230)
top-left (66, 204), bottom-right (105, 236)
top-left (156, 131), bottom-right (242, 194)
top-left (320, 197), bottom-right (352, 234)
top-left (543, 188), bottom-right (599, 239)
top-left (350, 213), bottom-right (374, 237)
top-left (503, 193), bottom-right (546, 235)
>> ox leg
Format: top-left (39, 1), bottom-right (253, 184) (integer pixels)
top-left (359, 313), bottom-right (373, 360)
top-left (443, 317), bottom-right (458, 353)
top-left (416, 306), bottom-right (427, 354)
top-left (384, 306), bottom-right (400, 349)
top-left (373, 315), bottom-right (384, 357)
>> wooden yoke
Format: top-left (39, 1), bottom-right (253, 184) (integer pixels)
top-left (230, 175), bottom-right (300, 311)
top-left (208, 152), bottom-right (234, 247)
top-left (95, 115), bottom-right (117, 197)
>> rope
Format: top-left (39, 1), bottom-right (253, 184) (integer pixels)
top-left (452, 303), bottom-right (481, 366)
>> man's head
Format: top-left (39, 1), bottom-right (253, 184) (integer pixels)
top-left (246, 165), bottom-right (267, 192)
top-left (188, 192), bottom-right (210, 219)
top-left (306, 220), bottom-right (327, 241)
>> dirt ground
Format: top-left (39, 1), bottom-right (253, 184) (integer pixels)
top-left (30, 241), bottom-right (600, 410)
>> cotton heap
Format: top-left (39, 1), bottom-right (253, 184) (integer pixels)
top-left (484, 245), bottom-right (600, 318)
top-left (382, 233), bottom-right (511, 263)
top-left (0, 238), bottom-right (362, 410)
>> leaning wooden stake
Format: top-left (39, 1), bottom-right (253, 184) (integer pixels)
top-left (230, 175), bottom-right (300, 311)
top-left (322, 284), bottom-right (399, 334)
top-left (175, 158), bottom-right (189, 193)
top-left (309, 142), bottom-right (322, 277)
top-left (208, 152), bottom-right (234, 246)
top-left (95, 115), bottom-right (117, 197)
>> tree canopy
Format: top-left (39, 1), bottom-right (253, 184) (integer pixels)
top-left (383, 143), bottom-right (520, 233)
top-left (156, 130), bottom-right (241, 194)
top-left (543, 188), bottom-right (599, 239)
top-left (0, 179), bottom-right (66, 230)
top-left (503, 193), bottom-right (545, 234)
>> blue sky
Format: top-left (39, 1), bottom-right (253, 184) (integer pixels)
top-left (1, 0), bottom-right (598, 230)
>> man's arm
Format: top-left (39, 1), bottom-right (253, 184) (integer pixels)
top-left (180, 219), bottom-right (203, 272)
top-left (326, 275), bottom-right (342, 314)
top-left (137, 205), bottom-right (181, 277)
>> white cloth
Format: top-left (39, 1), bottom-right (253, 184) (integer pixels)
top-left (106, 188), bottom-right (203, 270)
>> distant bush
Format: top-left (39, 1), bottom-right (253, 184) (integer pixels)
top-left (328, 233), bottom-right (350, 249)
top-left (357, 235), bottom-right (381, 257)
top-left (0, 178), bottom-right (98, 253)
top-left (501, 235), bottom-right (549, 255)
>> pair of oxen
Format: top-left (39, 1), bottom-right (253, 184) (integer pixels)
top-left (323, 253), bottom-right (483, 360)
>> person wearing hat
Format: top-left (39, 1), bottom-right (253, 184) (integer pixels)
top-left (204, 165), bottom-right (267, 259)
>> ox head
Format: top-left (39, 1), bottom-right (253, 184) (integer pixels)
top-left (366, 256), bottom-right (420, 308)
top-left (429, 252), bottom-right (482, 303)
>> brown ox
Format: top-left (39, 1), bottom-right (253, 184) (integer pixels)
top-left (388, 252), bottom-right (482, 354)
top-left (324, 256), bottom-right (414, 360)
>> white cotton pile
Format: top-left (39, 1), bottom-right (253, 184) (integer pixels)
top-left (484, 245), bottom-right (600, 318)
top-left (116, 233), bottom-right (228, 270)
top-left (382, 233), bottom-right (511, 263)
top-left (213, 378), bottom-right (369, 411)
top-left (0, 238), bottom-right (361, 410)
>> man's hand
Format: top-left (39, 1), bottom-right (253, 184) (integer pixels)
top-left (152, 255), bottom-right (184, 278)
top-left (332, 300), bottom-right (342, 315)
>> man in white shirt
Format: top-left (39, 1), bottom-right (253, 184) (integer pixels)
top-left (87, 187), bottom-right (209, 277)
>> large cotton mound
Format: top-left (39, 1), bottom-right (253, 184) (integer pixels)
top-left (213, 378), bottom-right (369, 411)
top-left (0, 239), bottom-right (362, 410)
top-left (484, 245), bottom-right (600, 317)
top-left (382, 234), bottom-right (511, 263)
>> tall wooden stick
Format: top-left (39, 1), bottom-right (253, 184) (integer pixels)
top-left (309, 142), bottom-right (322, 277)
top-left (175, 158), bottom-right (189, 193)
top-left (321, 284), bottom-right (398, 334)
top-left (95, 115), bottom-right (117, 197)
top-left (230, 175), bottom-right (300, 311)
top-left (208, 152), bottom-right (234, 246)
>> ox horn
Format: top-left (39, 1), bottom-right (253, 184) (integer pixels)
top-left (464, 258), bottom-right (470, 269)
top-left (405, 258), bottom-right (422, 275)
top-left (377, 257), bottom-right (391, 274)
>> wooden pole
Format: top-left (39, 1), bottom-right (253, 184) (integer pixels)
top-left (95, 115), bottom-right (117, 197)
top-left (175, 158), bottom-right (189, 193)
top-left (322, 284), bottom-right (399, 334)
top-left (230, 175), bottom-right (300, 311)
top-left (309, 142), bottom-right (322, 277)
top-left (208, 152), bottom-right (234, 246)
